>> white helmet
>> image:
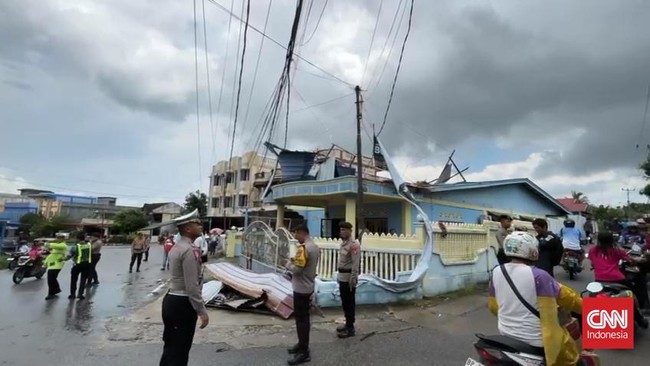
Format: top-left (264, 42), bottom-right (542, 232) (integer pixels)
top-left (503, 231), bottom-right (539, 261)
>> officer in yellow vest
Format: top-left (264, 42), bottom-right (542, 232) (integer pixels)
top-left (65, 232), bottom-right (93, 300)
top-left (44, 233), bottom-right (69, 300)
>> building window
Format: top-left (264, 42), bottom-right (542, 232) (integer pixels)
top-left (226, 172), bottom-right (234, 184)
top-left (211, 198), bottom-right (220, 208)
top-left (212, 175), bottom-right (219, 186)
top-left (240, 169), bottom-right (250, 181)
top-left (238, 195), bottom-right (248, 207)
top-left (224, 197), bottom-right (232, 208)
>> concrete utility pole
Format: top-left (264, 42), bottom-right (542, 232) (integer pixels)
top-left (355, 85), bottom-right (364, 242)
top-left (622, 187), bottom-right (635, 220)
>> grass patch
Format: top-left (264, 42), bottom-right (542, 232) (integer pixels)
top-left (0, 254), bottom-right (8, 270)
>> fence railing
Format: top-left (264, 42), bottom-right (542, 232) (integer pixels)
top-left (316, 243), bottom-right (420, 281)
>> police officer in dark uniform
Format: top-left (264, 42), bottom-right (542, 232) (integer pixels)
top-left (66, 232), bottom-right (92, 300)
top-left (160, 209), bottom-right (209, 366)
top-left (336, 222), bottom-right (361, 338)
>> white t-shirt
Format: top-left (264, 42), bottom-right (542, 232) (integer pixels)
top-left (491, 263), bottom-right (548, 347)
top-left (193, 235), bottom-right (208, 256)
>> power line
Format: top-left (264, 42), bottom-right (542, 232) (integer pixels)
top-left (377, 0), bottom-right (415, 136)
top-left (366, 0), bottom-right (406, 91)
top-left (205, 0), bottom-right (354, 88)
top-left (211, 0), bottom-right (236, 160)
top-left (226, 0), bottom-right (247, 163)
top-left (193, 0), bottom-right (203, 184)
top-left (227, 0), bottom-right (251, 169)
top-left (241, 0), bottom-right (274, 143)
top-left (291, 92), bottom-right (355, 113)
top-left (301, 0), bottom-right (328, 46)
top-left (361, 0), bottom-right (384, 86)
top-left (201, 0), bottom-right (217, 164)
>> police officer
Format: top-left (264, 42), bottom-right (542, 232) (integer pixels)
top-left (160, 209), bottom-right (209, 366)
top-left (66, 232), bottom-right (92, 300)
top-left (44, 233), bottom-right (68, 300)
top-left (336, 222), bottom-right (361, 338)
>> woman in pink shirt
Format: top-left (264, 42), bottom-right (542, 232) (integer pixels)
top-left (588, 232), bottom-right (643, 283)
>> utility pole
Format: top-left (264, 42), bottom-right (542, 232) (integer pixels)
top-left (622, 187), bottom-right (635, 220)
top-left (355, 85), bottom-right (365, 242)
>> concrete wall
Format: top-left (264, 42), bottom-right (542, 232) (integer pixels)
top-left (292, 207), bottom-right (325, 237)
top-left (428, 185), bottom-right (565, 216)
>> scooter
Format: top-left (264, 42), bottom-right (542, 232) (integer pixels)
top-left (561, 250), bottom-right (583, 280)
top-left (12, 255), bottom-right (46, 284)
top-left (468, 333), bottom-right (545, 365)
top-left (6, 244), bottom-right (30, 271)
top-left (581, 281), bottom-right (648, 330)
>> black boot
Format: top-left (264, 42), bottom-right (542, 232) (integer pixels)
top-left (287, 344), bottom-right (300, 354)
top-left (336, 324), bottom-right (348, 333)
top-left (287, 351), bottom-right (311, 365)
top-left (337, 326), bottom-right (355, 338)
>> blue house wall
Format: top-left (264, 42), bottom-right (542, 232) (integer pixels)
top-left (293, 208), bottom-right (325, 237)
top-left (412, 202), bottom-right (483, 232)
top-left (327, 202), bottom-right (403, 233)
top-left (427, 185), bottom-right (565, 217)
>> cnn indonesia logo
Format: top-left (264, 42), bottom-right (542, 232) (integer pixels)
top-left (582, 297), bottom-right (634, 349)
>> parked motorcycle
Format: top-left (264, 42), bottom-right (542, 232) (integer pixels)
top-left (469, 333), bottom-right (545, 365)
top-left (12, 255), bottom-right (46, 284)
top-left (562, 250), bottom-right (583, 280)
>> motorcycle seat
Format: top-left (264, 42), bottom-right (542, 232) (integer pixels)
top-left (475, 333), bottom-right (545, 356)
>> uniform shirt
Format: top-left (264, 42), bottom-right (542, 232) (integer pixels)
top-left (287, 238), bottom-right (320, 294)
top-left (490, 263), bottom-right (557, 347)
top-left (168, 236), bottom-right (207, 315)
top-left (495, 227), bottom-right (511, 249)
top-left (337, 238), bottom-right (361, 282)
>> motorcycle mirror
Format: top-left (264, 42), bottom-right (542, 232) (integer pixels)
top-left (586, 282), bottom-right (603, 293)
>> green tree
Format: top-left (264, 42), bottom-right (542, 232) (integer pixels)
top-left (19, 212), bottom-right (45, 233)
top-left (571, 191), bottom-right (589, 204)
top-left (31, 215), bottom-right (69, 237)
top-left (112, 209), bottom-right (149, 234)
top-left (184, 190), bottom-right (208, 217)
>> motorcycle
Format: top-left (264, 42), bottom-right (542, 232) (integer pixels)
top-left (6, 245), bottom-right (30, 271)
top-left (12, 255), bottom-right (46, 284)
top-left (561, 250), bottom-right (583, 280)
top-left (469, 333), bottom-right (545, 365)
top-left (582, 281), bottom-right (647, 331)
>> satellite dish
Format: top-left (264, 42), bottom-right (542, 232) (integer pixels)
top-left (586, 282), bottom-right (603, 294)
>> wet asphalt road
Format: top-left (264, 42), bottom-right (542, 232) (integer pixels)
top-left (0, 246), bottom-right (166, 366)
top-left (0, 248), bottom-right (648, 365)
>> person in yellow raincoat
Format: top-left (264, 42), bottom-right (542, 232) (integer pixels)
top-left (488, 231), bottom-right (585, 366)
top-left (44, 234), bottom-right (69, 300)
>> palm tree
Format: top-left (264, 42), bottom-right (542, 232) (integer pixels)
top-left (571, 191), bottom-right (589, 204)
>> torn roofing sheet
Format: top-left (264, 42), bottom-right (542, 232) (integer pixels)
top-left (201, 280), bottom-right (223, 303)
top-left (204, 262), bottom-right (294, 319)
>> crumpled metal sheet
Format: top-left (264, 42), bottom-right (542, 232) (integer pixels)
top-left (201, 280), bottom-right (223, 303)
top-left (204, 262), bottom-right (293, 319)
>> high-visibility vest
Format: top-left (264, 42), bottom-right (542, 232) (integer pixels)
top-left (76, 242), bottom-right (92, 264)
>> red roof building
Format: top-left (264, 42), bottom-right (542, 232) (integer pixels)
top-left (556, 198), bottom-right (589, 214)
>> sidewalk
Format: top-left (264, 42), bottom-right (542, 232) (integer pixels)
top-left (102, 284), bottom-right (489, 351)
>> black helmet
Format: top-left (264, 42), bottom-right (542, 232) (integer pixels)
top-left (563, 219), bottom-right (575, 228)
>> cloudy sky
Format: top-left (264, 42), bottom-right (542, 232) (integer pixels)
top-left (1, 0), bottom-right (649, 207)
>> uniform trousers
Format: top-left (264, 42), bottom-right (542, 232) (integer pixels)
top-left (47, 269), bottom-right (61, 296)
top-left (338, 281), bottom-right (356, 327)
top-left (89, 253), bottom-right (101, 284)
top-left (70, 262), bottom-right (91, 297)
top-left (293, 291), bottom-right (312, 352)
top-left (160, 294), bottom-right (197, 366)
